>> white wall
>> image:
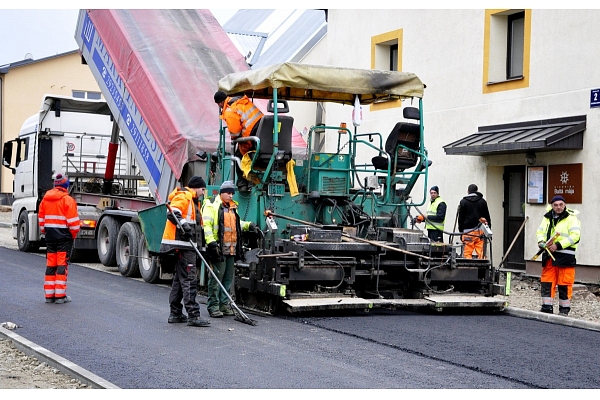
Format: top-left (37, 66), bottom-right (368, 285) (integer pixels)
top-left (300, 9), bottom-right (600, 267)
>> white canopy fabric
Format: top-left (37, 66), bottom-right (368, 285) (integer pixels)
top-left (218, 62), bottom-right (424, 105)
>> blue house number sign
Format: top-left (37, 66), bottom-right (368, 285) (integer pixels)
top-left (591, 89), bottom-right (600, 108)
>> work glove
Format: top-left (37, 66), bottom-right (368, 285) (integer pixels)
top-left (538, 241), bottom-right (546, 249)
top-left (207, 242), bottom-right (222, 262)
top-left (181, 222), bottom-right (193, 240)
top-left (479, 217), bottom-right (488, 225)
top-left (249, 222), bottom-right (257, 232)
top-left (414, 215), bottom-right (424, 224)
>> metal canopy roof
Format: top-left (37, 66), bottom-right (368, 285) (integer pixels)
top-left (223, 9), bottom-right (327, 69)
top-left (443, 115), bottom-right (586, 156)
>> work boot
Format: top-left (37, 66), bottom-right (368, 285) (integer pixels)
top-left (220, 305), bottom-right (235, 316)
top-left (45, 298), bottom-right (55, 304)
top-left (540, 305), bottom-right (553, 314)
top-left (558, 307), bottom-right (570, 317)
top-left (168, 314), bottom-right (188, 324)
top-left (209, 310), bottom-right (224, 318)
top-left (187, 317), bottom-right (210, 327)
top-left (55, 296), bottom-right (72, 304)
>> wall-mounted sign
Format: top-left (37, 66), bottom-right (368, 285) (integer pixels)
top-left (527, 166), bottom-right (546, 204)
top-left (592, 89), bottom-right (600, 108)
top-left (548, 163), bottom-right (582, 204)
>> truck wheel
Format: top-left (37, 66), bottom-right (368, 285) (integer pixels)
top-left (97, 217), bottom-right (121, 266)
top-left (116, 222), bottom-right (141, 277)
top-left (17, 211), bottom-right (39, 253)
top-left (138, 234), bottom-right (160, 283)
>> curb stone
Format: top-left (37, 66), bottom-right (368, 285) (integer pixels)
top-left (504, 306), bottom-right (600, 332)
top-left (0, 325), bottom-right (120, 389)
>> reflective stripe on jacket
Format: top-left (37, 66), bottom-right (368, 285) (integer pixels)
top-left (536, 206), bottom-right (580, 266)
top-left (222, 95), bottom-right (264, 155)
top-left (202, 195), bottom-right (251, 258)
top-left (160, 187), bottom-right (200, 253)
top-left (38, 187), bottom-right (80, 241)
top-left (425, 196), bottom-right (446, 231)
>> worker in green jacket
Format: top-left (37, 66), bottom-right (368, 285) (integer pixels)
top-left (202, 181), bottom-right (256, 318)
top-left (536, 195), bottom-right (580, 316)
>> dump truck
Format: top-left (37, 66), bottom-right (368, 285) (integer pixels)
top-left (2, 9), bottom-right (249, 281)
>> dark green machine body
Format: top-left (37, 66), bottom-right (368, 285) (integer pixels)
top-left (205, 63), bottom-right (504, 315)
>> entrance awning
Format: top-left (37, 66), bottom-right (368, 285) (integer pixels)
top-left (443, 115), bottom-right (586, 156)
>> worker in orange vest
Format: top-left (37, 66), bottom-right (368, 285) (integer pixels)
top-left (214, 91), bottom-right (264, 191)
top-left (160, 176), bottom-right (211, 327)
top-left (38, 172), bottom-right (80, 304)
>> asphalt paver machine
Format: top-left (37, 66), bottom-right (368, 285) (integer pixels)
top-left (208, 62), bottom-right (505, 315)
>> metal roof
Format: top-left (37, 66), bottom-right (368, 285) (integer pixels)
top-left (0, 50), bottom-right (79, 73)
top-left (223, 9), bottom-right (327, 69)
top-left (443, 115), bottom-right (586, 156)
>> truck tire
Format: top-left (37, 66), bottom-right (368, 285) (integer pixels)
top-left (116, 222), bottom-right (142, 277)
top-left (97, 217), bottom-right (121, 266)
top-left (138, 234), bottom-right (160, 283)
top-left (17, 211), bottom-right (39, 253)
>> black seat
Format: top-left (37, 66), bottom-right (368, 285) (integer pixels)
top-left (373, 106), bottom-right (421, 172)
top-left (253, 114), bottom-right (294, 169)
top-left (384, 122), bottom-right (420, 170)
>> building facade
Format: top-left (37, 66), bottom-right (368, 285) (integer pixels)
top-left (299, 9), bottom-right (599, 281)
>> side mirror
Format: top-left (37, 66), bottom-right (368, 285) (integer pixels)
top-left (2, 141), bottom-right (16, 174)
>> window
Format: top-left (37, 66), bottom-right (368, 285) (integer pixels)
top-left (507, 12), bottom-right (524, 79)
top-left (371, 29), bottom-right (403, 111)
top-left (72, 90), bottom-right (102, 100)
top-left (390, 44), bottom-right (398, 71)
top-left (483, 9), bottom-right (531, 93)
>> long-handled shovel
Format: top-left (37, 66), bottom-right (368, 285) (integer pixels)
top-left (165, 203), bottom-right (257, 326)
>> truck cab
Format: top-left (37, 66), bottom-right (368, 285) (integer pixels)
top-left (3, 95), bottom-right (122, 253)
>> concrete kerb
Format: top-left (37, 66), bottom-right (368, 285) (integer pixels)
top-left (0, 325), bottom-right (120, 389)
top-left (503, 306), bottom-right (600, 332)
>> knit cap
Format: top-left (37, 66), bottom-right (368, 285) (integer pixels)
top-left (430, 186), bottom-right (439, 194)
top-left (187, 176), bottom-right (206, 189)
top-left (220, 180), bottom-right (236, 194)
top-left (54, 172), bottom-right (69, 189)
top-left (550, 195), bottom-right (566, 204)
top-left (214, 91), bottom-right (227, 103)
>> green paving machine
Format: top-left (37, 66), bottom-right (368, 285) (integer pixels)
top-left (207, 62), bottom-right (505, 314)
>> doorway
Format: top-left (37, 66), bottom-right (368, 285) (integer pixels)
top-left (503, 166), bottom-right (526, 270)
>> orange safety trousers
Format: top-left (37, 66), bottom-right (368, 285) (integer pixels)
top-left (462, 229), bottom-right (485, 259)
top-left (541, 258), bottom-right (575, 307)
top-left (44, 241), bottom-right (71, 300)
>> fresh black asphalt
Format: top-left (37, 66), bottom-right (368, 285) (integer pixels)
top-left (1, 247), bottom-right (598, 389)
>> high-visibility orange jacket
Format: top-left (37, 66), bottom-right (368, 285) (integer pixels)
top-left (38, 187), bottom-right (80, 242)
top-left (222, 95), bottom-right (264, 155)
top-left (160, 187), bottom-right (201, 253)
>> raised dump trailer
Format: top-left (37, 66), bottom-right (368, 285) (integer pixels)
top-left (73, 9), bottom-right (249, 279)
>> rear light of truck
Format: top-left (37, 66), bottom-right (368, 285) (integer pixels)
top-left (80, 220), bottom-right (97, 229)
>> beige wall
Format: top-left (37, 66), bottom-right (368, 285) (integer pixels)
top-left (0, 52), bottom-right (101, 195)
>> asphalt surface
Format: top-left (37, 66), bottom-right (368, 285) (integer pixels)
top-left (1, 245), bottom-right (599, 389)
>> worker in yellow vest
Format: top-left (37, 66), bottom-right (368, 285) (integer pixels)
top-left (414, 186), bottom-right (446, 242)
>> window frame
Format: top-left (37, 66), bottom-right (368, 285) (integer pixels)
top-left (483, 9), bottom-right (531, 94)
top-left (370, 29), bottom-right (403, 111)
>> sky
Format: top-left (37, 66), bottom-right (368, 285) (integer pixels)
top-left (0, 9), bottom-right (238, 66)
